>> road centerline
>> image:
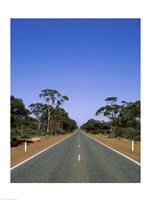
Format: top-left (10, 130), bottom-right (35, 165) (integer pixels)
top-left (11, 130), bottom-right (140, 183)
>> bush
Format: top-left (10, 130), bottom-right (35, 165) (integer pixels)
top-left (122, 127), bottom-right (140, 140)
top-left (60, 129), bottom-right (67, 135)
top-left (47, 128), bottom-right (67, 136)
top-left (11, 128), bottom-right (46, 139)
top-left (28, 129), bottom-right (45, 136)
top-left (11, 128), bottom-right (22, 138)
top-left (20, 131), bottom-right (32, 139)
top-left (91, 129), bottom-right (100, 134)
top-left (112, 127), bottom-right (123, 137)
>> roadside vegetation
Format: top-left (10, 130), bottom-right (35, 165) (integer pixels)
top-left (11, 89), bottom-right (77, 146)
top-left (81, 97), bottom-right (140, 141)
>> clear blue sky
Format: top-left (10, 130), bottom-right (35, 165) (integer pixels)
top-left (11, 19), bottom-right (140, 126)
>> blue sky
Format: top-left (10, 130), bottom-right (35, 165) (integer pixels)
top-left (11, 19), bottom-right (140, 126)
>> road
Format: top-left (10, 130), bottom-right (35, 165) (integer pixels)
top-left (11, 129), bottom-right (140, 183)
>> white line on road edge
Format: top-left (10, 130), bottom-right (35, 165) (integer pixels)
top-left (78, 154), bottom-right (81, 161)
top-left (83, 133), bottom-right (141, 166)
top-left (11, 133), bottom-right (76, 170)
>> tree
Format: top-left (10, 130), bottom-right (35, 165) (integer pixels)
top-left (39, 89), bottom-right (69, 132)
top-left (105, 97), bottom-right (117, 105)
top-left (63, 117), bottom-right (77, 132)
top-left (52, 108), bottom-right (68, 130)
top-left (80, 119), bottom-right (110, 134)
top-left (119, 100), bottom-right (140, 130)
top-left (29, 103), bottom-right (45, 129)
top-left (95, 97), bottom-right (119, 121)
top-left (95, 97), bottom-right (140, 139)
top-left (11, 95), bottom-right (31, 129)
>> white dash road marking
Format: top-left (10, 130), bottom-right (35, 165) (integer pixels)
top-left (78, 144), bottom-right (80, 147)
top-left (78, 154), bottom-right (81, 161)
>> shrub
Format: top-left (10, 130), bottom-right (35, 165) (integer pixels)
top-left (59, 129), bottom-right (67, 135)
top-left (20, 131), bottom-right (31, 139)
top-left (112, 127), bottom-right (123, 137)
top-left (91, 129), bottom-right (100, 134)
top-left (47, 128), bottom-right (67, 136)
top-left (29, 129), bottom-right (45, 136)
top-left (47, 130), bottom-right (56, 136)
top-left (11, 128), bottom-right (22, 138)
top-left (122, 127), bottom-right (140, 140)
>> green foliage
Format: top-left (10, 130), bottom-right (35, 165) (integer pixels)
top-left (47, 128), bottom-right (67, 136)
top-left (80, 119), bottom-right (110, 134)
top-left (105, 97), bottom-right (118, 105)
top-left (39, 89), bottom-right (69, 108)
top-left (15, 129), bottom-right (45, 139)
top-left (11, 91), bottom-right (77, 140)
top-left (11, 129), bottom-right (32, 139)
top-left (121, 127), bottom-right (140, 140)
top-left (11, 95), bottom-right (31, 129)
top-left (82, 97), bottom-right (140, 141)
top-left (27, 129), bottom-right (45, 136)
top-left (39, 88), bottom-right (69, 132)
top-left (11, 128), bottom-right (22, 138)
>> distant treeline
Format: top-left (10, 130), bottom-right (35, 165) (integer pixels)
top-left (11, 89), bottom-right (77, 139)
top-left (80, 97), bottom-right (140, 141)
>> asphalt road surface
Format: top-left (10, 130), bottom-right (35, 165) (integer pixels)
top-left (11, 130), bottom-right (140, 183)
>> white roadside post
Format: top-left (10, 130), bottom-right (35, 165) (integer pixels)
top-left (132, 140), bottom-right (134, 152)
top-left (25, 141), bottom-right (27, 152)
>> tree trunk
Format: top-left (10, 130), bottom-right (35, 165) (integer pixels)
top-left (47, 106), bottom-right (51, 132)
top-left (38, 119), bottom-right (41, 130)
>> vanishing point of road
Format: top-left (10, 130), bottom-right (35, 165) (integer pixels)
top-left (11, 129), bottom-right (140, 183)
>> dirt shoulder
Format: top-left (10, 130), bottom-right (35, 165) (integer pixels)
top-left (11, 132), bottom-right (75, 167)
top-left (82, 131), bottom-right (140, 163)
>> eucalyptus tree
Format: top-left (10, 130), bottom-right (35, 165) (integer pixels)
top-left (119, 100), bottom-right (140, 129)
top-left (95, 97), bottom-right (140, 139)
top-left (95, 97), bottom-right (120, 135)
top-left (29, 103), bottom-right (46, 130)
top-left (52, 108), bottom-right (69, 130)
top-left (105, 97), bottom-right (118, 105)
top-left (39, 89), bottom-right (69, 132)
top-left (63, 117), bottom-right (77, 132)
top-left (95, 97), bottom-right (119, 121)
top-left (11, 95), bottom-right (31, 129)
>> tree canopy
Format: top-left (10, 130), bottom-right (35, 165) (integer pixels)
top-left (11, 89), bottom-right (77, 139)
top-left (11, 93), bottom-right (140, 141)
top-left (39, 89), bottom-right (69, 132)
top-left (81, 97), bottom-right (140, 141)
